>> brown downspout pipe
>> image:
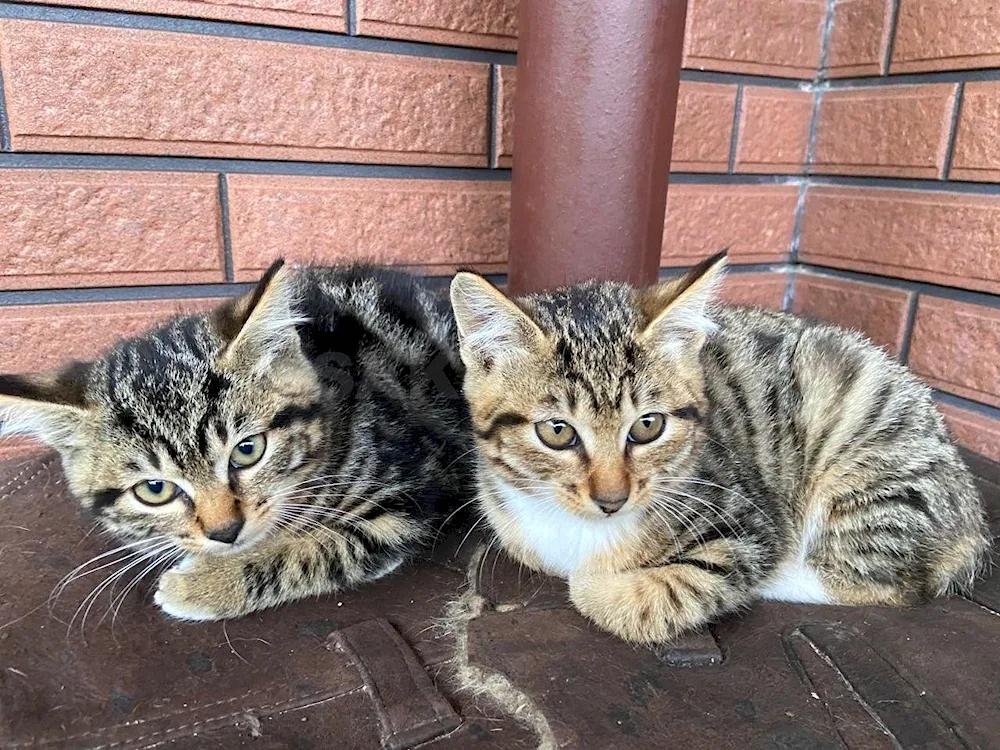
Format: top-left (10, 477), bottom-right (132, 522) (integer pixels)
top-left (507, 0), bottom-right (689, 295)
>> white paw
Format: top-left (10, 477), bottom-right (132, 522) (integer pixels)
top-left (154, 568), bottom-right (222, 622)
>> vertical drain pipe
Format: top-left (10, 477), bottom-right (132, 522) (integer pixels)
top-left (507, 0), bottom-right (689, 294)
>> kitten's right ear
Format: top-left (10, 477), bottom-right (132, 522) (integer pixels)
top-left (449, 273), bottom-right (544, 370)
top-left (0, 363), bottom-right (91, 450)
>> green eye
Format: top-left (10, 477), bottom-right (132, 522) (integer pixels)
top-left (134, 479), bottom-right (178, 506)
top-left (535, 420), bottom-right (578, 450)
top-left (230, 434), bottom-right (267, 468)
top-left (628, 413), bottom-right (666, 444)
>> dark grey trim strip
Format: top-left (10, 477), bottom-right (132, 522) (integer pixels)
top-left (795, 264), bottom-right (1000, 310)
top-left (933, 390), bottom-right (1000, 422)
top-left (825, 67), bottom-right (1000, 88)
top-left (218, 174), bottom-right (235, 283)
top-left (0, 65), bottom-right (11, 152)
top-left (670, 173), bottom-right (801, 186)
top-left (0, 153), bottom-right (512, 180)
top-left (897, 291), bottom-right (919, 364)
top-left (0, 2), bottom-right (518, 65)
top-left (680, 70), bottom-right (806, 88)
top-left (0, 283), bottom-right (252, 307)
top-left (782, 270), bottom-right (797, 313)
top-left (727, 85), bottom-right (744, 174)
top-left (941, 82), bottom-right (965, 179)
top-left (809, 174), bottom-right (1000, 195)
top-left (659, 262), bottom-right (793, 280)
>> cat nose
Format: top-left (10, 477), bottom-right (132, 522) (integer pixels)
top-left (206, 519), bottom-right (244, 544)
top-left (593, 493), bottom-right (628, 515)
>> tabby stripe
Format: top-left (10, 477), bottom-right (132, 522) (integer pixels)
top-left (476, 412), bottom-right (528, 440)
top-left (270, 403), bottom-right (323, 430)
top-left (671, 405), bottom-right (701, 421)
top-left (674, 558), bottom-right (733, 577)
top-left (91, 487), bottom-right (123, 513)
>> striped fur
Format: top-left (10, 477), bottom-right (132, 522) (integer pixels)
top-left (0, 262), bottom-right (472, 620)
top-left (450, 254), bottom-right (990, 644)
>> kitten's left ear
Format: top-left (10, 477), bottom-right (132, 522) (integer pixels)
top-left (638, 250), bottom-right (728, 353)
top-left (215, 259), bottom-right (308, 372)
top-left (0, 362), bottom-right (91, 451)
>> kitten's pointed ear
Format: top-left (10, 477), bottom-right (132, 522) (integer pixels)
top-left (216, 259), bottom-right (307, 371)
top-left (0, 363), bottom-right (91, 450)
top-left (638, 250), bottom-right (728, 352)
top-left (450, 272), bottom-right (544, 369)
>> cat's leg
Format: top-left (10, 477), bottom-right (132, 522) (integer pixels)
top-left (154, 532), bottom-right (404, 620)
top-left (568, 539), bottom-right (762, 644)
top-left (808, 485), bottom-right (983, 606)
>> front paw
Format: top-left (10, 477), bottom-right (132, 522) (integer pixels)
top-left (569, 570), bottom-right (694, 644)
top-left (154, 557), bottom-right (246, 621)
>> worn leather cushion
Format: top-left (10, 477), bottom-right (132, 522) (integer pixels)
top-left (2, 447), bottom-right (999, 749)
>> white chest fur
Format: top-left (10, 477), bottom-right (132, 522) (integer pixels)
top-left (495, 482), bottom-right (641, 578)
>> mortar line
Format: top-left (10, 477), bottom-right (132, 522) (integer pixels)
top-left (487, 64), bottom-right (500, 169)
top-left (218, 174), bottom-right (235, 283)
top-left (0, 153), bottom-right (512, 180)
top-left (932, 390), bottom-right (1000, 421)
top-left (0, 64), bottom-right (11, 152)
top-left (727, 85), bottom-right (744, 174)
top-left (896, 291), bottom-right (919, 363)
top-left (346, 0), bottom-right (357, 36)
top-left (941, 82), bottom-right (965, 180)
top-left (881, 0), bottom-right (902, 75)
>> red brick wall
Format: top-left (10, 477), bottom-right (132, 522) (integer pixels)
top-left (0, 0), bottom-right (997, 461)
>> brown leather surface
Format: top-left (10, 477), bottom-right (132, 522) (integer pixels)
top-left (1, 447), bottom-right (998, 749)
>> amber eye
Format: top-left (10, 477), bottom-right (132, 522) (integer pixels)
top-left (628, 413), bottom-right (666, 444)
top-left (133, 479), bottom-right (178, 506)
top-left (230, 434), bottom-right (267, 468)
top-left (535, 420), bottom-right (578, 450)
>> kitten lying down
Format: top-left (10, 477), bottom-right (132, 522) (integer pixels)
top-left (450, 251), bottom-right (990, 645)
top-left (0, 261), bottom-right (473, 620)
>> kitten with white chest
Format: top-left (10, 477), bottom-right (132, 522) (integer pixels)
top-left (449, 252), bottom-right (989, 644)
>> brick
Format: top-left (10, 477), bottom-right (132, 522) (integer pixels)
top-left (720, 272), bottom-right (788, 310)
top-left (825, 0), bottom-right (893, 77)
top-left (950, 82), bottom-right (1000, 183)
top-left (799, 187), bottom-right (1000, 295)
top-left (891, 0), bottom-right (1000, 73)
top-left (683, 0), bottom-right (825, 79)
top-left (811, 85), bottom-right (958, 179)
top-left (734, 87), bottom-right (813, 174)
top-left (936, 401), bottom-right (1000, 463)
top-left (357, 0), bottom-right (517, 50)
top-left (496, 65), bottom-right (515, 168)
top-left (663, 184), bottom-right (799, 267)
top-left (227, 176), bottom-right (509, 279)
top-left (672, 83), bottom-right (737, 173)
top-left (0, 21), bottom-right (489, 166)
top-left (0, 299), bottom-right (218, 374)
top-left (0, 170), bottom-right (223, 291)
top-left (909, 297), bottom-right (1000, 409)
top-left (792, 273), bottom-right (912, 356)
top-left (16, 0), bottom-right (346, 33)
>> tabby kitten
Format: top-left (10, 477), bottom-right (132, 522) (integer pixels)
top-left (450, 251), bottom-right (989, 644)
top-left (0, 261), bottom-right (472, 620)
